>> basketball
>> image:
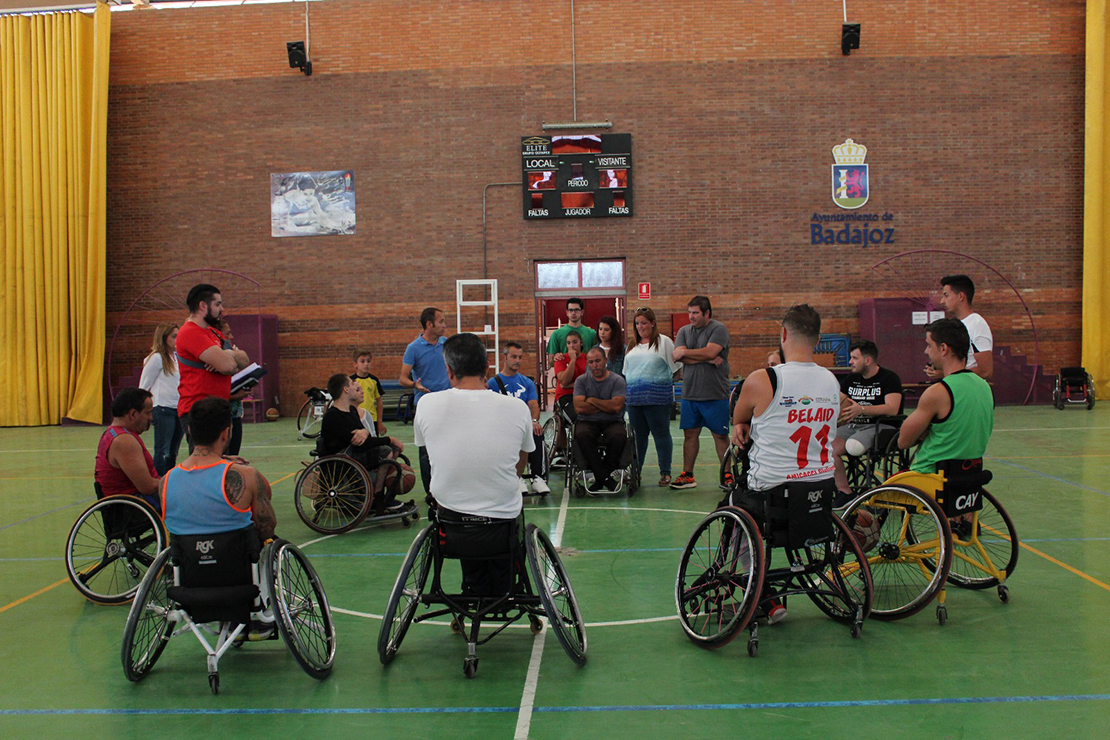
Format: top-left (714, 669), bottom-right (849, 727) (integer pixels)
top-left (265, 408), bottom-right (280, 422)
top-left (845, 438), bottom-right (867, 457)
top-left (851, 509), bottom-right (881, 552)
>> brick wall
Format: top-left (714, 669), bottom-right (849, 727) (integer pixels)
top-left (104, 0), bottom-right (1085, 411)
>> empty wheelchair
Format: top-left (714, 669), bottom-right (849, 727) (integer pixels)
top-left (122, 526), bottom-right (335, 694)
top-left (676, 479), bottom-right (873, 657)
top-left (841, 458), bottom-right (1018, 625)
top-left (293, 440), bottom-right (419, 534)
top-left (378, 506), bottom-right (587, 678)
top-left (1054, 366), bottom-right (1095, 410)
top-left (65, 484), bottom-right (166, 604)
top-left (296, 387), bottom-right (331, 439)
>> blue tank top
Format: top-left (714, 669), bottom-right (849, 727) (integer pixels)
top-left (162, 460), bottom-right (253, 535)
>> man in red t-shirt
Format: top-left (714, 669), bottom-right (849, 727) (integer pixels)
top-left (94, 387), bottom-right (160, 510)
top-left (176, 283), bottom-right (250, 450)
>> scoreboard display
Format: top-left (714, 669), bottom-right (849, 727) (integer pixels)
top-left (521, 133), bottom-right (633, 219)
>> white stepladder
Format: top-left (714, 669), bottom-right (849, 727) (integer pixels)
top-left (456, 279), bottom-right (500, 373)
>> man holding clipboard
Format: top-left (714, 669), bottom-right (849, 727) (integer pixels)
top-left (176, 284), bottom-right (251, 452)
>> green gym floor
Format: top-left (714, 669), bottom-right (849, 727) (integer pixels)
top-left (2, 406), bottom-right (1108, 739)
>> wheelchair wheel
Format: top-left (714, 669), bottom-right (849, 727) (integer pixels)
top-left (565, 442), bottom-right (586, 497)
top-left (879, 434), bottom-right (915, 482)
top-left (378, 524), bottom-right (434, 665)
top-left (525, 524), bottom-right (587, 665)
top-left (266, 540), bottom-right (335, 679)
top-left (843, 484), bottom-right (952, 620)
top-left (946, 490), bottom-right (1019, 589)
top-left (294, 456), bottom-right (372, 534)
top-left (675, 507), bottom-right (764, 647)
top-left (793, 513), bottom-right (874, 623)
top-left (719, 446), bottom-right (735, 489)
top-left (66, 495), bottom-right (166, 605)
top-left (542, 417), bottom-right (558, 466)
top-left (121, 548), bottom-right (173, 682)
top-left (297, 399), bottom-right (326, 439)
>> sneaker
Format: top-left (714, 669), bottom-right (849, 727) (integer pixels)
top-left (720, 472), bottom-right (735, 491)
top-left (833, 489), bottom-right (854, 509)
top-left (247, 621), bottom-right (276, 641)
top-left (670, 472), bottom-right (697, 490)
top-left (583, 471), bottom-right (596, 488)
top-left (530, 478), bottom-right (550, 495)
top-left (767, 602), bottom-right (788, 625)
top-left (375, 498), bottom-right (406, 515)
top-left (518, 477), bottom-right (530, 495)
top-left (549, 453), bottom-right (567, 470)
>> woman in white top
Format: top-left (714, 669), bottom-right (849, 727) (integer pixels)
top-left (622, 307), bottom-right (682, 486)
top-left (139, 323), bottom-right (184, 475)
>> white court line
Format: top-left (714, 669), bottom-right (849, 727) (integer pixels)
top-left (514, 484), bottom-right (571, 740)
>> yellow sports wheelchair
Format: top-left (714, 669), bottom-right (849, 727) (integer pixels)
top-left (841, 458), bottom-right (1018, 625)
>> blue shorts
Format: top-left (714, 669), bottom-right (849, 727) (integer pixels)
top-left (679, 399), bottom-right (730, 436)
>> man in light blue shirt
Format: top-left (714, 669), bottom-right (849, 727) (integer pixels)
top-left (401, 306), bottom-right (450, 492)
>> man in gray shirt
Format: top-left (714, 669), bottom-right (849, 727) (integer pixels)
top-left (671, 295), bottom-right (731, 490)
top-left (573, 347), bottom-right (628, 492)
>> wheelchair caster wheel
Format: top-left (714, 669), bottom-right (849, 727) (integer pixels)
top-left (450, 618), bottom-right (462, 634)
top-left (529, 615), bottom-right (543, 635)
top-left (936, 605), bottom-right (947, 626)
top-left (402, 516), bottom-right (412, 528)
top-left (208, 673), bottom-right (220, 695)
top-left (851, 623), bottom-right (862, 639)
top-left (463, 657), bottom-right (479, 679)
top-left (747, 639), bottom-right (759, 658)
top-left (998, 585), bottom-right (1010, 603)
top-left (412, 509), bottom-right (420, 521)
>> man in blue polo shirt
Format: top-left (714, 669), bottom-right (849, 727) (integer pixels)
top-left (401, 306), bottom-right (451, 493)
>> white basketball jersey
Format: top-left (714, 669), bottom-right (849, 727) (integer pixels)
top-left (747, 362), bottom-right (841, 491)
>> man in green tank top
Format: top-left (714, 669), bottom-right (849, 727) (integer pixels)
top-left (899, 318), bottom-right (994, 473)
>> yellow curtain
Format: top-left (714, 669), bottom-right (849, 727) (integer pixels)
top-left (0, 4), bottom-right (109, 426)
top-left (1086, 0), bottom-right (1110, 396)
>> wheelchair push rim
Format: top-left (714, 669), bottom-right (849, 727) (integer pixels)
top-left (266, 540), bottom-right (336, 678)
top-left (525, 524), bottom-right (587, 665)
top-left (66, 495), bottom-right (166, 605)
top-left (843, 484), bottom-right (952, 620)
top-left (294, 456), bottom-right (373, 534)
top-left (378, 524), bottom-right (435, 665)
top-left (121, 547), bottom-right (174, 681)
top-left (675, 507), bottom-right (765, 647)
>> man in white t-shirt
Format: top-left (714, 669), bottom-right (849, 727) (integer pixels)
top-left (927, 274), bottom-right (993, 381)
top-left (414, 333), bottom-right (534, 594)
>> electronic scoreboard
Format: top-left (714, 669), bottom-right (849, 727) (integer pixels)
top-left (521, 133), bottom-right (633, 219)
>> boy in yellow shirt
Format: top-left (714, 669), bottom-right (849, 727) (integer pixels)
top-left (350, 349), bottom-right (386, 434)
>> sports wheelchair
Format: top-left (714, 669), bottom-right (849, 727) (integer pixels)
top-left (551, 401), bottom-right (638, 497)
top-left (378, 505), bottom-right (587, 678)
top-left (65, 484), bottom-right (166, 604)
top-left (296, 387), bottom-right (331, 439)
top-left (841, 458), bottom-right (1018, 625)
top-left (293, 439), bottom-right (419, 534)
top-left (676, 476), bottom-right (873, 657)
top-left (122, 526), bottom-right (335, 694)
top-left (1054, 366), bottom-right (1095, 410)
top-left (840, 416), bottom-right (915, 497)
